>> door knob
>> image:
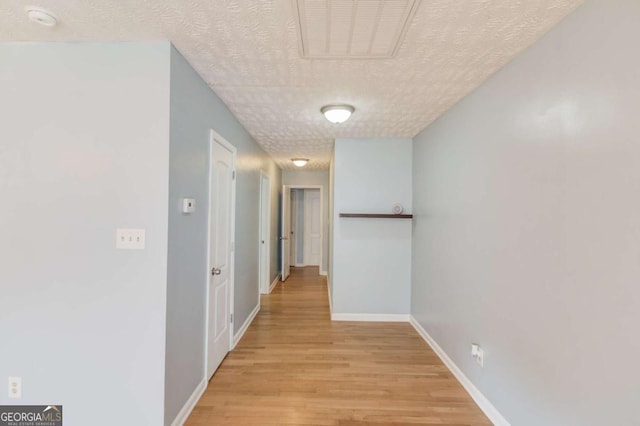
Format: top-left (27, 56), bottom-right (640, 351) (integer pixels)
top-left (211, 267), bottom-right (221, 276)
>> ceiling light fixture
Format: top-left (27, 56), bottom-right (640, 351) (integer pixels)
top-left (321, 105), bottom-right (354, 124)
top-left (26, 7), bottom-right (58, 27)
top-left (291, 158), bottom-right (309, 167)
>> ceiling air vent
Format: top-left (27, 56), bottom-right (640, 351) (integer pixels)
top-left (294, 0), bottom-right (420, 59)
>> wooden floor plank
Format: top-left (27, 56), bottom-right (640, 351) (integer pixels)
top-left (186, 267), bottom-right (490, 425)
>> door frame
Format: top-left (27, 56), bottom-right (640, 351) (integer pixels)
top-left (282, 185), bottom-right (323, 271)
top-left (258, 171), bottom-right (271, 294)
top-left (204, 129), bottom-right (237, 380)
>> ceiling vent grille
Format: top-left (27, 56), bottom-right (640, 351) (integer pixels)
top-left (294, 0), bottom-right (420, 59)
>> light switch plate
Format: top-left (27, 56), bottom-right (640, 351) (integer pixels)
top-left (116, 228), bottom-right (145, 250)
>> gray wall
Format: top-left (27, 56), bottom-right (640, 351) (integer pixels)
top-left (333, 138), bottom-right (412, 315)
top-left (411, 1), bottom-right (640, 424)
top-left (0, 42), bottom-right (170, 425)
top-left (165, 46), bottom-right (207, 425)
top-left (282, 170), bottom-right (330, 273)
top-left (165, 46), bottom-right (281, 424)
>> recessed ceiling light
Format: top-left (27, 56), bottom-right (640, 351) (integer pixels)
top-left (26, 7), bottom-right (58, 27)
top-left (321, 105), bottom-right (354, 124)
top-left (291, 158), bottom-right (309, 167)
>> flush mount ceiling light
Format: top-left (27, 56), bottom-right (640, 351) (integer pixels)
top-left (321, 105), bottom-right (354, 124)
top-left (26, 7), bottom-right (58, 27)
top-left (291, 158), bottom-right (309, 167)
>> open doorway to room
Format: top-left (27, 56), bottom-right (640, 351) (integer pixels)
top-left (281, 185), bottom-right (323, 281)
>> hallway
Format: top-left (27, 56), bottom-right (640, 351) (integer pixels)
top-left (186, 267), bottom-right (490, 425)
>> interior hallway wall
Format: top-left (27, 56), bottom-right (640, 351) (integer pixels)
top-left (0, 41), bottom-right (283, 426)
top-left (332, 138), bottom-right (412, 316)
top-left (166, 46), bottom-right (281, 424)
top-left (0, 42), bottom-right (170, 425)
top-left (411, 1), bottom-right (640, 424)
top-left (328, 158), bottom-right (335, 304)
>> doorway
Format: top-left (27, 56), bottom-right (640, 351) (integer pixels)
top-left (206, 129), bottom-right (236, 380)
top-left (281, 185), bottom-right (323, 281)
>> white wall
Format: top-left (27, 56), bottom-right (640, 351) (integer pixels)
top-left (411, 0), bottom-right (640, 424)
top-left (332, 139), bottom-right (412, 316)
top-left (0, 42), bottom-right (170, 425)
top-left (282, 170), bottom-right (329, 273)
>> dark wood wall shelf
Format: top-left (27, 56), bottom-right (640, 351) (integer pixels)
top-left (339, 213), bottom-right (413, 219)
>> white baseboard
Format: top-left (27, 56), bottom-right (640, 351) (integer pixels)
top-left (231, 303), bottom-right (260, 349)
top-left (269, 273), bottom-right (281, 293)
top-left (170, 378), bottom-right (207, 426)
top-left (409, 316), bottom-right (510, 426)
top-left (331, 313), bottom-right (410, 322)
top-left (319, 270), bottom-right (327, 276)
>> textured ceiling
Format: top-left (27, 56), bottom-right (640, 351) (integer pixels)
top-left (0, 0), bottom-right (582, 170)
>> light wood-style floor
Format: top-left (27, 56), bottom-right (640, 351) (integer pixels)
top-left (186, 267), bottom-right (490, 425)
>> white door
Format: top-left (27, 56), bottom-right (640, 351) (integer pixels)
top-left (304, 189), bottom-right (321, 266)
top-left (259, 174), bottom-right (270, 294)
top-left (207, 133), bottom-right (235, 380)
top-left (281, 185), bottom-right (291, 281)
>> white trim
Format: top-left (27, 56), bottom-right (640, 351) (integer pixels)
top-left (231, 303), bottom-right (261, 350)
top-left (331, 313), bottom-right (410, 322)
top-left (170, 378), bottom-right (207, 426)
top-left (269, 273), bottom-right (281, 293)
top-left (409, 316), bottom-right (511, 426)
top-left (319, 270), bottom-right (327, 276)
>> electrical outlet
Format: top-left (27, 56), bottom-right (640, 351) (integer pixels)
top-left (8, 377), bottom-right (21, 398)
top-left (471, 343), bottom-right (484, 367)
top-left (476, 348), bottom-right (484, 367)
top-left (116, 228), bottom-right (145, 250)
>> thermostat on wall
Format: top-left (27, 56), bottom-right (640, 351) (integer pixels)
top-left (182, 198), bottom-right (196, 213)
